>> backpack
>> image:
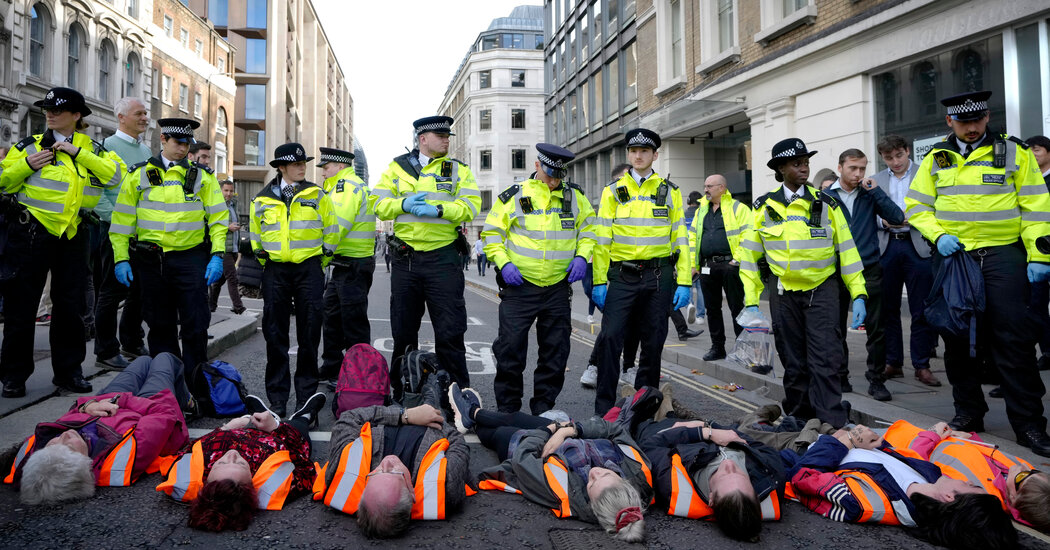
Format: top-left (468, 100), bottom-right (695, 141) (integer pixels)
top-left (333, 344), bottom-right (391, 418)
top-left (191, 360), bottom-right (250, 417)
top-left (924, 251), bottom-right (985, 358)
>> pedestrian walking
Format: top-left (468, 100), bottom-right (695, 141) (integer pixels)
top-left (473, 234), bottom-right (487, 276)
top-left (207, 180), bottom-right (246, 315)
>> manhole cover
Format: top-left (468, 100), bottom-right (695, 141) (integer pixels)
top-left (549, 527), bottom-right (639, 549)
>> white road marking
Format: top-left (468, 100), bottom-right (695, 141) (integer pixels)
top-left (372, 338), bottom-right (497, 374)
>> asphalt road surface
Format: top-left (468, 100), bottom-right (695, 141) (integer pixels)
top-left (1, 267), bottom-right (1045, 549)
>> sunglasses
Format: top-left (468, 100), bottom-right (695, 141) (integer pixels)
top-left (1014, 469), bottom-right (1041, 491)
top-left (41, 107), bottom-right (70, 116)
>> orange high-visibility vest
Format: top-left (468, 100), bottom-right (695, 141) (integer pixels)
top-left (543, 456), bottom-right (573, 518)
top-left (4, 435), bottom-right (35, 484)
top-left (666, 453), bottom-right (781, 521)
top-left (5, 428), bottom-right (143, 488)
top-left (618, 443), bottom-right (654, 504)
top-left (156, 440), bottom-right (297, 510)
top-left (835, 470), bottom-right (902, 525)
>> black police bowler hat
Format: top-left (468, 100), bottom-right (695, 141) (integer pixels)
top-left (270, 143), bottom-right (314, 167)
top-left (536, 143), bottom-right (574, 178)
top-left (413, 116), bottom-right (455, 136)
top-left (158, 118), bottom-right (201, 144)
top-left (767, 138), bottom-right (818, 172)
top-left (316, 146), bottom-right (356, 167)
top-left (34, 87), bottom-right (92, 117)
top-left (624, 128), bottom-right (661, 150)
top-left (941, 90), bottom-right (992, 122)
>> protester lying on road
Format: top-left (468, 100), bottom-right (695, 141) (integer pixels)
top-left (157, 392), bottom-right (325, 532)
top-left (450, 383), bottom-right (651, 543)
top-left (6, 352), bottom-right (191, 505)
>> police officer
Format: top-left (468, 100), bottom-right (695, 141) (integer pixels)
top-left (317, 146), bottom-right (376, 381)
top-left (110, 118), bottom-right (227, 391)
top-left (0, 87), bottom-right (125, 397)
top-left (373, 116), bottom-right (481, 398)
top-left (249, 143), bottom-right (337, 417)
top-left (738, 138), bottom-right (866, 428)
top-left (483, 144), bottom-right (596, 414)
top-left (590, 128), bottom-right (692, 415)
top-left (905, 90), bottom-right (1050, 457)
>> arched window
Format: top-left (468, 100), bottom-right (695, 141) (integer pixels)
top-left (914, 61), bottom-right (938, 117)
top-left (29, 4), bottom-right (48, 77)
top-left (125, 52), bottom-right (140, 98)
top-left (98, 40), bottom-right (114, 103)
top-left (956, 49), bottom-right (984, 92)
top-left (68, 23), bottom-right (84, 89)
top-left (879, 73), bottom-right (898, 124)
top-left (216, 107), bottom-right (228, 135)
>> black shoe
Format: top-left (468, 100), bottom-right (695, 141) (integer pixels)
top-left (678, 329), bottom-right (703, 341)
top-left (988, 386), bottom-right (1003, 398)
top-left (96, 354), bottom-right (130, 370)
top-left (231, 305), bottom-right (247, 315)
top-left (244, 394), bottom-right (271, 415)
top-left (867, 381), bottom-right (892, 401)
top-left (1017, 429), bottom-right (1050, 458)
top-left (271, 403), bottom-right (287, 419)
top-left (448, 382), bottom-right (482, 434)
top-left (182, 396), bottom-right (201, 421)
top-left (290, 392), bottom-right (327, 429)
top-left (703, 347), bottom-right (726, 361)
top-left (616, 386), bottom-right (664, 433)
top-left (750, 364), bottom-right (773, 375)
top-left (121, 345), bottom-right (149, 358)
top-left (84, 324), bottom-right (95, 342)
top-left (841, 400), bottom-right (853, 426)
top-left (840, 376), bottom-right (853, 394)
top-left (948, 414), bottom-right (984, 433)
top-left (53, 375), bottom-right (92, 393)
top-left (2, 380), bottom-right (26, 398)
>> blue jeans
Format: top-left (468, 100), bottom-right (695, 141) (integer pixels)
top-left (101, 352), bottom-right (190, 407)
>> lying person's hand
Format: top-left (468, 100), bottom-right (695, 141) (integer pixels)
top-left (251, 411), bottom-right (279, 432)
top-left (931, 422), bottom-right (952, 440)
top-left (405, 405), bottom-right (444, 429)
top-left (221, 416), bottom-right (252, 431)
top-left (84, 400), bottom-right (119, 417)
top-left (709, 428), bottom-right (748, 447)
top-left (671, 420), bottom-right (706, 430)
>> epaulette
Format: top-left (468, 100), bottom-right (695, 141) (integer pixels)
top-left (1005, 135), bottom-right (1030, 150)
top-left (498, 184), bottom-right (520, 204)
top-left (566, 182), bottom-right (584, 193)
top-left (91, 139), bottom-right (108, 154)
top-left (606, 179), bottom-right (620, 188)
top-left (663, 178), bottom-right (679, 189)
top-left (452, 158), bottom-right (469, 167)
top-left (752, 193), bottom-right (771, 210)
top-left (193, 161), bottom-right (215, 174)
top-left (818, 190), bottom-right (840, 208)
top-left (128, 160), bottom-right (150, 173)
top-left (14, 136), bottom-right (36, 151)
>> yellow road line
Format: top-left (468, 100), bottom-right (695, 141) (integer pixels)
top-left (467, 286), bottom-right (500, 303)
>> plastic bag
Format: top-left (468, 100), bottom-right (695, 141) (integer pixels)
top-left (728, 309), bottom-right (776, 375)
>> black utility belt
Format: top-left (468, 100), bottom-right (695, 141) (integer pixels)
top-left (702, 254), bottom-right (733, 264)
top-left (889, 232), bottom-right (910, 240)
top-left (330, 254), bottom-right (368, 267)
top-left (612, 256), bottom-right (673, 272)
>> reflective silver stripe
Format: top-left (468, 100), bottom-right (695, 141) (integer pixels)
top-left (791, 257), bottom-right (836, 270)
top-left (937, 185), bottom-right (1014, 196)
top-left (345, 230), bottom-right (374, 239)
top-left (739, 260), bottom-right (759, 270)
top-left (336, 214), bottom-right (354, 231)
top-left (484, 235), bottom-right (503, 245)
top-left (507, 227), bottom-right (547, 240)
top-left (594, 217), bottom-right (613, 227)
top-left (105, 435), bottom-right (135, 486)
top-left (612, 216), bottom-right (670, 226)
top-left (290, 219), bottom-right (323, 230)
top-left (372, 189), bottom-right (396, 199)
top-left (670, 461), bottom-right (698, 517)
top-left (929, 442), bottom-right (985, 488)
top-left (170, 453), bottom-right (194, 501)
top-left (16, 194), bottom-right (64, 213)
top-left (596, 236), bottom-right (613, 245)
top-left (674, 236), bottom-right (689, 247)
top-left (936, 208), bottom-right (1020, 222)
top-left (418, 450), bottom-right (446, 520)
top-left (140, 200), bottom-right (204, 213)
top-left (906, 204), bottom-right (934, 214)
top-left (395, 214), bottom-right (451, 225)
top-left (614, 235), bottom-right (671, 246)
top-left (763, 239), bottom-right (832, 251)
top-left (25, 175), bottom-right (71, 193)
top-left (100, 160), bottom-right (122, 187)
top-left (1022, 211), bottom-right (1050, 222)
top-left (725, 227), bottom-right (747, 237)
top-left (580, 230), bottom-right (598, 241)
top-left (841, 473), bottom-right (887, 523)
top-left (206, 202), bottom-right (227, 215)
top-left (289, 238), bottom-right (323, 249)
top-left (423, 192), bottom-right (454, 202)
top-left (138, 220), bottom-right (205, 232)
top-left (840, 260), bottom-right (864, 275)
top-left (109, 223), bottom-right (135, 235)
top-left (836, 238), bottom-right (856, 252)
top-left (12, 438), bottom-right (33, 472)
top-left (83, 186), bottom-right (103, 197)
top-left (256, 461), bottom-right (295, 509)
top-left (741, 240), bottom-right (764, 252)
top-left (323, 225), bottom-right (339, 235)
top-left (767, 257), bottom-right (786, 270)
top-left (505, 241), bottom-right (575, 260)
top-left (1018, 185), bottom-right (1048, 196)
top-left (482, 223), bottom-right (506, 239)
top-left (463, 198), bottom-right (479, 217)
top-left (457, 188), bottom-right (481, 197)
top-left (327, 439), bottom-right (367, 510)
top-left (759, 495), bottom-right (777, 520)
top-left (260, 223), bottom-right (281, 233)
top-left (906, 189), bottom-right (936, 204)
top-left (261, 241), bottom-right (282, 252)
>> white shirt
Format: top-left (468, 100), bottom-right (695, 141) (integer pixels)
top-left (113, 129), bottom-right (140, 144)
top-left (954, 134), bottom-right (985, 157)
top-left (884, 161), bottom-right (913, 233)
top-left (280, 178), bottom-right (296, 193)
top-left (418, 152), bottom-right (432, 167)
top-left (473, 238), bottom-right (484, 255)
top-left (160, 155), bottom-right (179, 169)
top-left (52, 130), bottom-right (71, 143)
top-left (783, 185), bottom-right (805, 203)
top-left (830, 179), bottom-right (859, 215)
top-left (630, 168), bottom-right (654, 183)
top-left (842, 447), bottom-right (927, 494)
top-left (1043, 167), bottom-right (1050, 178)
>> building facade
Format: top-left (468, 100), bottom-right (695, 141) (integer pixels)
top-left (150, 0), bottom-right (235, 175)
top-left (0, 0), bottom-right (153, 146)
top-left (438, 5), bottom-right (546, 236)
top-left (189, 0), bottom-right (353, 211)
top-left (544, 0), bottom-right (639, 202)
top-left (625, 0), bottom-right (1050, 201)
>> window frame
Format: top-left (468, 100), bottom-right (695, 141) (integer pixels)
top-left (511, 108), bottom-right (526, 130)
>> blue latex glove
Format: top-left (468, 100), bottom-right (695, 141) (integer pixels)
top-left (401, 192), bottom-right (427, 213)
top-left (205, 255), bottom-right (224, 285)
top-left (114, 261), bottom-right (133, 287)
top-left (745, 305), bottom-right (760, 313)
top-left (501, 262), bottom-right (524, 286)
top-left (851, 298), bottom-right (866, 329)
top-left (566, 256), bottom-right (587, 283)
top-left (592, 284), bottom-right (607, 309)
top-left (411, 203), bottom-right (440, 217)
top-left (672, 285), bottom-right (691, 310)
top-left (936, 234), bottom-right (963, 256)
top-left (1028, 262), bottom-right (1050, 283)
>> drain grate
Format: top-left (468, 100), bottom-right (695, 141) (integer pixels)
top-left (549, 527), bottom-right (639, 550)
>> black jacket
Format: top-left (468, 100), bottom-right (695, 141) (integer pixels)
top-left (824, 183), bottom-right (904, 268)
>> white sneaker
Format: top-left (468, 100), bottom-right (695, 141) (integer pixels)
top-left (686, 304), bottom-right (696, 324)
top-left (620, 366), bottom-right (639, 386)
top-left (587, 314), bottom-right (595, 324)
top-left (580, 364), bottom-right (598, 388)
top-left (697, 315), bottom-right (706, 325)
top-left (539, 409), bottom-right (571, 423)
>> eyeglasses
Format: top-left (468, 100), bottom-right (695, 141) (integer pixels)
top-left (1014, 469), bottom-right (1041, 491)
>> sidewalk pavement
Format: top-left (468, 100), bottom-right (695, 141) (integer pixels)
top-left (463, 264), bottom-right (1050, 466)
top-left (0, 306), bottom-right (259, 454)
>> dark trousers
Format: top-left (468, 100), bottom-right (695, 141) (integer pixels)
top-left (92, 221), bottom-right (144, 359)
top-left (698, 260), bottom-right (745, 348)
top-left (935, 244), bottom-right (1047, 434)
top-left (390, 245), bottom-right (468, 398)
top-left (474, 409), bottom-right (549, 461)
top-left (208, 252), bottom-right (244, 311)
top-left (320, 256), bottom-right (375, 377)
top-left (477, 253), bottom-right (487, 276)
top-left (101, 351), bottom-right (190, 407)
top-left (588, 315), bottom-right (641, 370)
top-left (0, 219), bottom-right (88, 384)
top-left (1029, 281), bottom-right (1050, 355)
top-left (770, 277), bottom-right (848, 428)
top-left (594, 263), bottom-right (674, 415)
top-left (134, 245), bottom-right (209, 382)
top-left (261, 256), bottom-right (324, 411)
top-left (881, 237), bottom-right (936, 370)
top-left (837, 264), bottom-right (886, 384)
top-left (581, 262), bottom-right (598, 316)
top-left (493, 279), bottom-right (571, 415)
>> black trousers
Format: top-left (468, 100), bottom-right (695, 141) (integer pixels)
top-left (935, 243), bottom-right (1047, 434)
top-left (320, 256), bottom-right (375, 377)
top-left (881, 237), bottom-right (936, 370)
top-left (0, 218), bottom-right (88, 384)
top-left (208, 252), bottom-right (245, 311)
top-left (594, 263), bottom-right (674, 415)
top-left (134, 244), bottom-right (209, 383)
top-left (837, 264), bottom-right (886, 384)
top-left (1029, 281), bottom-right (1050, 355)
top-left (770, 277), bottom-right (848, 428)
top-left (92, 221), bottom-right (145, 359)
top-left (390, 245), bottom-right (468, 398)
top-left (698, 260), bottom-right (745, 348)
top-left (474, 409), bottom-right (549, 461)
top-left (493, 278), bottom-right (571, 415)
top-left (261, 256), bottom-right (324, 411)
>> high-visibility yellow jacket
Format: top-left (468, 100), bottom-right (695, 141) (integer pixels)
top-left (249, 178), bottom-right (337, 265)
top-left (109, 158), bottom-right (227, 263)
top-left (0, 131), bottom-right (125, 238)
top-left (592, 171), bottom-right (691, 285)
top-left (373, 151), bottom-right (481, 252)
top-left (905, 133), bottom-right (1050, 262)
top-left (688, 191), bottom-right (753, 266)
top-left (482, 179), bottom-right (597, 287)
top-left (325, 167), bottom-right (376, 259)
top-left (739, 185), bottom-right (866, 306)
